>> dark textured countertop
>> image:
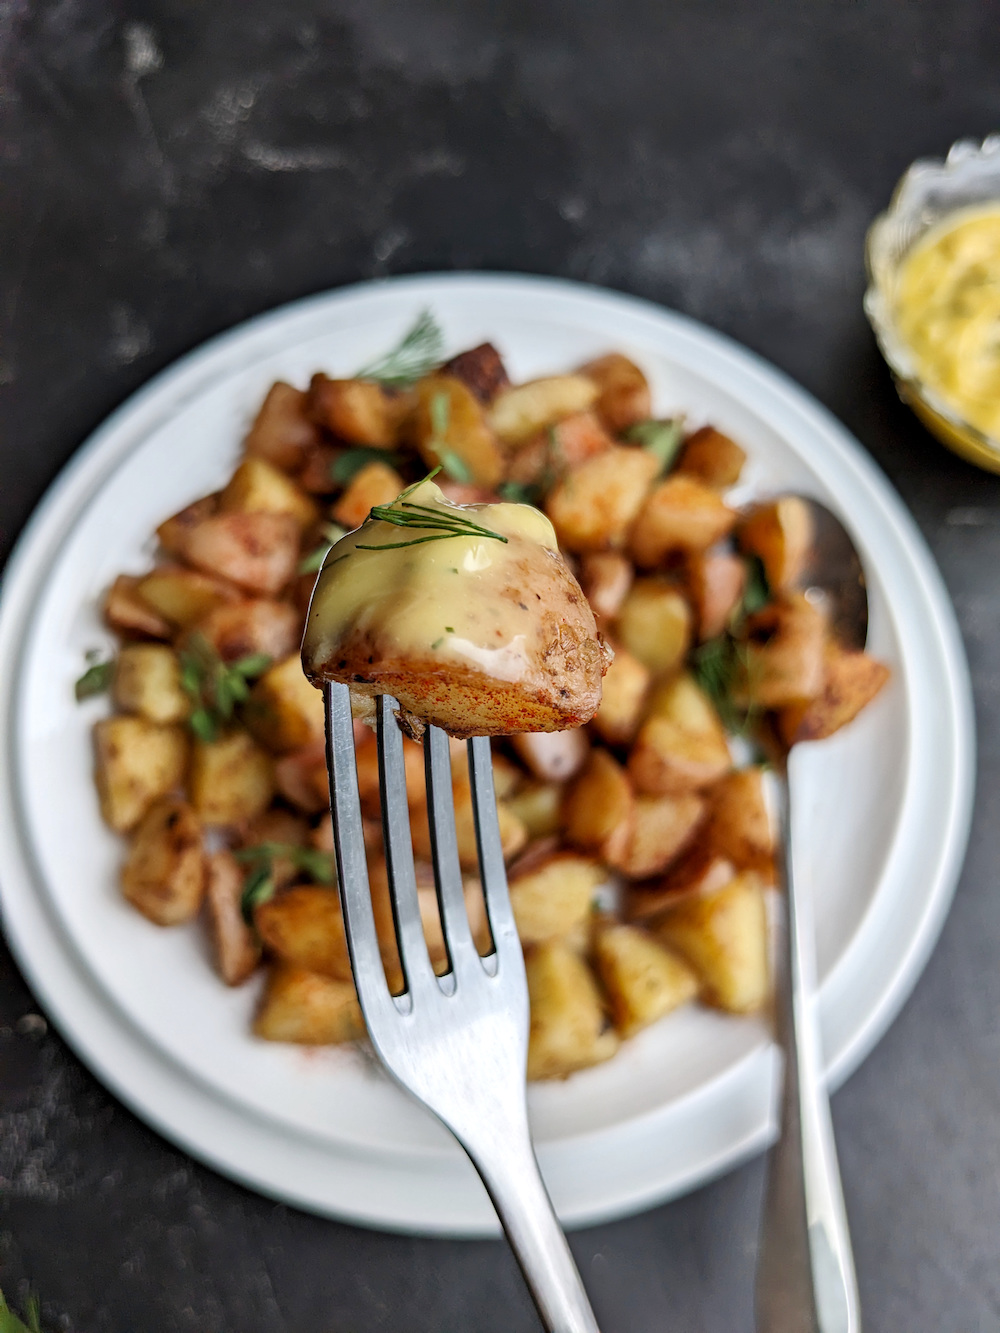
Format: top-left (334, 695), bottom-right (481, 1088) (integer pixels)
top-left (2, 3), bottom-right (1000, 1329)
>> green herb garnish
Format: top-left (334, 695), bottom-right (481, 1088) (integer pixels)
top-left (74, 650), bottom-right (114, 701)
top-left (625, 417), bottom-right (685, 473)
top-left (236, 841), bottom-right (338, 923)
top-left (355, 472), bottom-right (509, 552)
top-left (179, 634), bottom-right (272, 743)
top-left (298, 521), bottom-right (348, 575)
top-left (423, 389), bottom-right (472, 483)
top-left (738, 554), bottom-right (771, 620)
top-left (355, 309), bottom-right (445, 389)
top-left (331, 447), bottom-right (405, 485)
top-left (0, 1289), bottom-right (43, 1333)
top-left (239, 863), bottom-right (276, 924)
top-left (498, 480), bottom-right (538, 504)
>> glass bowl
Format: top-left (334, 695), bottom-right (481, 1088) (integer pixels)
top-left (864, 134), bottom-right (1000, 473)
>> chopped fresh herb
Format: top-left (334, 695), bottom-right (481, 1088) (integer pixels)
top-left (239, 864), bottom-right (276, 924)
top-left (691, 634), bottom-right (760, 737)
top-left (331, 447), bottom-right (403, 485)
top-left (430, 389), bottom-right (450, 439)
top-left (236, 841), bottom-right (337, 922)
top-left (439, 449), bottom-right (472, 483)
top-left (498, 480), bottom-right (538, 504)
top-left (430, 637), bottom-right (444, 650)
top-left (179, 634), bottom-right (272, 742)
top-left (355, 309), bottom-right (445, 389)
top-left (74, 651), bottom-right (114, 701)
top-left (740, 554), bottom-right (771, 618)
top-left (0, 1289), bottom-right (43, 1333)
top-left (355, 476), bottom-right (509, 552)
top-left (625, 417), bottom-right (685, 473)
top-left (424, 389), bottom-right (471, 483)
top-left (298, 521), bottom-right (348, 574)
top-left (444, 626), bottom-right (454, 633)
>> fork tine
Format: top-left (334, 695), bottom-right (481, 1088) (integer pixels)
top-left (376, 695), bottom-right (436, 995)
top-left (424, 724), bottom-right (480, 976)
top-left (467, 735), bottom-right (523, 970)
top-left (323, 683), bottom-right (393, 1019)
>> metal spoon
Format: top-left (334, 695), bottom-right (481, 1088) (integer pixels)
top-left (755, 498), bottom-right (865, 1333)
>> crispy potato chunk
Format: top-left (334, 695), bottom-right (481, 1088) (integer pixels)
top-left (526, 940), bottom-right (619, 1080)
top-left (105, 574), bottom-right (170, 640)
top-left (686, 551), bottom-right (747, 641)
top-left (331, 461), bottom-right (405, 531)
top-left (243, 382), bottom-right (319, 472)
top-left (777, 646), bottom-right (890, 746)
top-left (506, 411), bottom-right (615, 487)
top-left (254, 965), bottom-right (364, 1044)
top-left (703, 768), bottom-right (774, 876)
top-left (181, 512), bottom-right (300, 596)
top-left (245, 654), bottom-right (326, 753)
top-left (490, 375), bottom-right (598, 448)
top-left (409, 375), bottom-right (505, 489)
top-left (94, 716), bottom-right (188, 832)
top-left (121, 797), bottom-right (204, 925)
top-left (736, 498), bottom-right (814, 593)
top-left (354, 725), bottom-right (426, 817)
top-left (675, 426), bottom-right (747, 488)
top-left (441, 342), bottom-right (510, 403)
top-left (505, 781), bottom-right (563, 839)
top-left (627, 845), bottom-right (736, 921)
top-left (113, 644), bottom-right (190, 725)
top-left (411, 781), bottom-right (526, 870)
top-left (219, 457), bottom-right (318, 530)
top-left (627, 673), bottom-right (731, 796)
top-left (615, 579), bottom-right (691, 676)
top-left (508, 852), bottom-right (604, 945)
top-left (186, 598), bottom-right (300, 666)
top-left (562, 749), bottom-right (634, 868)
top-left (255, 885), bottom-right (351, 980)
top-left (156, 495), bottom-right (218, 559)
top-left (546, 446), bottom-right (660, 552)
top-left (135, 566), bottom-right (239, 630)
top-left (274, 743), bottom-right (329, 814)
top-left (734, 593), bottom-right (827, 709)
top-left (591, 647), bottom-right (650, 745)
top-left (654, 872), bottom-right (769, 1014)
top-left (189, 730), bottom-right (275, 826)
top-left (619, 793), bottom-right (706, 880)
top-left (592, 920), bottom-right (699, 1038)
top-left (308, 375), bottom-right (410, 447)
top-left (578, 552), bottom-right (634, 627)
top-left (204, 850), bottom-right (260, 985)
top-left (511, 729), bottom-right (590, 783)
top-left (630, 475), bottom-right (737, 567)
top-left (578, 353), bottom-right (652, 434)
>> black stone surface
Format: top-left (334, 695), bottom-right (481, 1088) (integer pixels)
top-left (2, 3), bottom-right (999, 1329)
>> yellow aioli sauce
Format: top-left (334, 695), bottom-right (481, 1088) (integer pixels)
top-left (895, 203), bottom-right (1000, 440)
top-left (301, 480), bottom-right (563, 686)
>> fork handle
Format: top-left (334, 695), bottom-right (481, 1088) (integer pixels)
top-left (463, 1120), bottom-right (601, 1333)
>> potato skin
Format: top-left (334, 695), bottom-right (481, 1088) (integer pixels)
top-left (94, 716), bottom-right (188, 832)
top-left (204, 850), bottom-right (260, 985)
top-left (121, 797), bottom-right (204, 925)
top-left (254, 965), bottom-right (364, 1044)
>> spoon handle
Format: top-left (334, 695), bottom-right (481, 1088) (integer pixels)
top-left (755, 769), bottom-right (862, 1333)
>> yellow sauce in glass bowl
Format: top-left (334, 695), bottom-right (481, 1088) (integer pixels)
top-left (895, 204), bottom-right (1000, 442)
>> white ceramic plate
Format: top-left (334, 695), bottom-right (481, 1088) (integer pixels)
top-left (0, 275), bottom-right (974, 1235)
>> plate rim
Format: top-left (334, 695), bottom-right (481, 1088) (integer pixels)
top-left (0, 272), bottom-right (976, 1233)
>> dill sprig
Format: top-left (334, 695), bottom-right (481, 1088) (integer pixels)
top-left (330, 446), bottom-right (405, 485)
top-left (179, 634), bottom-right (272, 743)
top-left (355, 309), bottom-right (445, 388)
top-left (75, 649), bottom-right (114, 701)
top-left (625, 417), bottom-right (685, 473)
top-left (0, 1288), bottom-right (43, 1333)
top-left (425, 389), bottom-right (472, 483)
top-left (298, 521), bottom-right (347, 575)
top-left (691, 555), bottom-right (773, 736)
top-left (355, 471), bottom-right (509, 552)
top-left (235, 842), bottom-right (338, 923)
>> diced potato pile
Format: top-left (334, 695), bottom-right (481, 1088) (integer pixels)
top-left (86, 325), bottom-right (889, 1079)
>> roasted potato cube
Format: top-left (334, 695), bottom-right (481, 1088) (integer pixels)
top-left (490, 753), bottom-right (522, 800)
top-left (675, 426), bottom-right (747, 488)
top-left (156, 495), bottom-right (218, 558)
top-left (354, 724), bottom-right (426, 817)
top-left (777, 646), bottom-right (890, 746)
top-left (630, 476), bottom-right (737, 567)
top-left (627, 672), bottom-right (731, 796)
top-left (505, 781), bottom-right (563, 839)
top-left (508, 851), bottom-right (604, 945)
top-left (614, 578), bottom-right (691, 676)
top-left (135, 566), bottom-right (239, 630)
top-left (255, 885), bottom-right (351, 980)
top-left (440, 342), bottom-right (511, 403)
top-left (113, 643), bottom-right (190, 725)
top-left (511, 728), bottom-right (590, 783)
top-left (526, 940), bottom-right (619, 1081)
top-left (274, 743), bottom-right (329, 814)
top-left (703, 767), bottom-right (774, 876)
top-left (308, 374), bottom-right (410, 447)
top-left (591, 647), bottom-right (650, 745)
top-left (181, 512), bottom-right (301, 596)
top-left (244, 654), bottom-right (325, 753)
top-left (545, 446), bottom-right (660, 553)
top-left (653, 872), bottom-right (769, 1013)
top-left (733, 593), bottom-right (826, 709)
top-left (243, 381), bottom-right (319, 472)
top-left (253, 965), bottom-right (364, 1044)
top-left (578, 353), bottom-right (652, 435)
top-left (562, 749), bottom-right (634, 868)
top-left (619, 793), bottom-right (706, 880)
top-left (331, 461), bottom-right (405, 531)
top-left (204, 850), bottom-right (260, 984)
top-left (411, 781), bottom-right (527, 870)
top-left (736, 497), bottom-right (813, 593)
top-left (121, 797), bottom-right (204, 925)
top-left (242, 807), bottom-right (311, 888)
top-left (189, 730), bottom-right (275, 826)
top-left (627, 846), bottom-right (736, 920)
top-left (686, 551), bottom-right (747, 641)
top-left (592, 920), bottom-right (699, 1038)
top-left (506, 411), bottom-right (615, 487)
top-left (186, 598), bottom-right (300, 666)
top-left (94, 716), bottom-right (188, 832)
top-left (489, 375), bottom-right (598, 448)
top-left (297, 441), bottom-right (341, 494)
top-left (219, 457), bottom-right (318, 530)
top-left (408, 375), bottom-right (505, 489)
top-left (578, 551), bottom-right (634, 627)
top-left (104, 574), bottom-right (170, 640)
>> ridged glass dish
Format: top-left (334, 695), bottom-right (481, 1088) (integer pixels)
top-left (864, 134), bottom-right (1000, 473)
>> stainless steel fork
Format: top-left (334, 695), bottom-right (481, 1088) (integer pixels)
top-left (323, 682), bottom-right (602, 1333)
